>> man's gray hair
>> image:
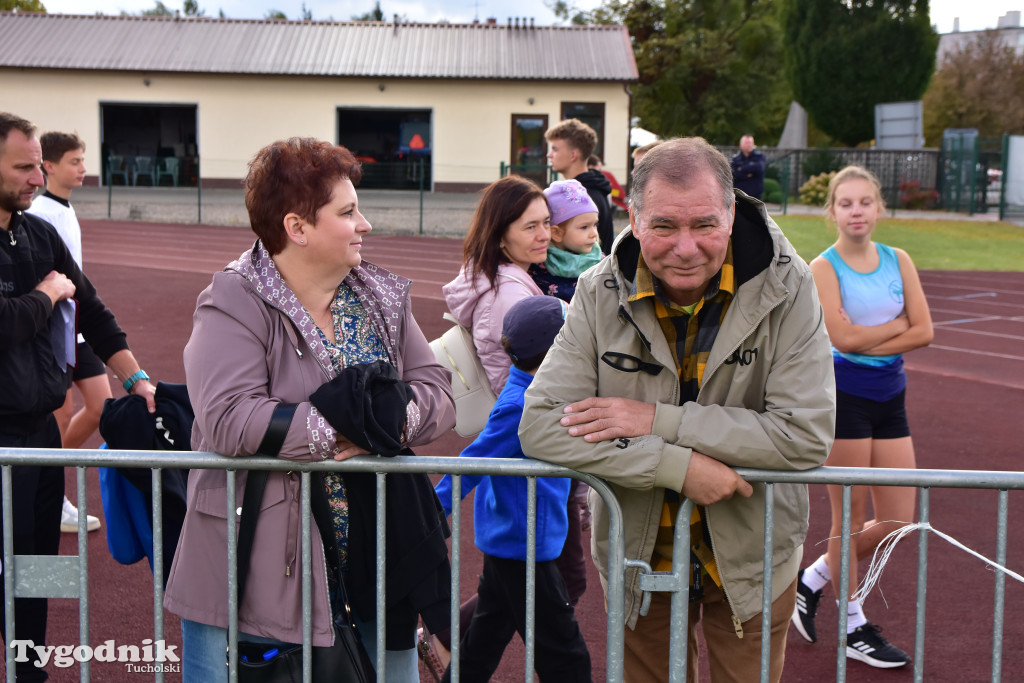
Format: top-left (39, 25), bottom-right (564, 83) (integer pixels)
top-left (629, 137), bottom-right (734, 216)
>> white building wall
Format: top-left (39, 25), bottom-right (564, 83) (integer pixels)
top-left (1, 69), bottom-right (631, 189)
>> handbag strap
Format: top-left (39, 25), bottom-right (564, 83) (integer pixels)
top-left (237, 402), bottom-right (296, 603)
top-left (236, 402), bottom-right (357, 623)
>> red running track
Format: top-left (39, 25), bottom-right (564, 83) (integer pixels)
top-left (6, 220), bottom-right (1022, 682)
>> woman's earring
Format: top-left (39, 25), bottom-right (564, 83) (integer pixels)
top-left (299, 239), bottom-right (306, 244)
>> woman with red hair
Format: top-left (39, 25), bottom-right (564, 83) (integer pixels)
top-left (164, 137), bottom-right (456, 682)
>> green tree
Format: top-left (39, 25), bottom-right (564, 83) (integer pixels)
top-left (183, 0), bottom-right (205, 16)
top-left (551, 1), bottom-right (791, 145)
top-left (922, 31), bottom-right (1024, 145)
top-left (781, 0), bottom-right (937, 146)
top-left (0, 0), bottom-right (46, 10)
top-left (137, 1), bottom-right (172, 15)
top-left (264, 9), bottom-right (287, 20)
top-left (353, 1), bottom-right (385, 21)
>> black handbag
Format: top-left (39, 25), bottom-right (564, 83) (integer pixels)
top-left (232, 403), bottom-right (376, 683)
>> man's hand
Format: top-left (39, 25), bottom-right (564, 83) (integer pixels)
top-left (130, 379), bottom-right (157, 414)
top-left (560, 397), bottom-right (656, 442)
top-left (35, 270), bottom-right (75, 305)
top-left (682, 451), bottom-right (753, 506)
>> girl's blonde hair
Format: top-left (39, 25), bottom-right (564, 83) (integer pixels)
top-left (824, 165), bottom-right (886, 220)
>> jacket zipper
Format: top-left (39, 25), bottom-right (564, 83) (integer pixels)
top-left (700, 292), bottom-right (784, 638)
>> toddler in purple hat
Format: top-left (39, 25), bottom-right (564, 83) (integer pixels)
top-left (530, 179), bottom-right (603, 302)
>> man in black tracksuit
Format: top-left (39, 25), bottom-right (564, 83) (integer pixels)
top-left (0, 112), bottom-right (156, 681)
top-left (545, 118), bottom-right (615, 255)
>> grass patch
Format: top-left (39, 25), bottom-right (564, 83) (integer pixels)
top-left (772, 215), bottom-right (1024, 271)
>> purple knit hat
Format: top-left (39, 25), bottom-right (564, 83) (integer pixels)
top-left (544, 179), bottom-right (599, 226)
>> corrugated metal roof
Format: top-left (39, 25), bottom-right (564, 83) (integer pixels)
top-left (0, 12), bottom-right (639, 81)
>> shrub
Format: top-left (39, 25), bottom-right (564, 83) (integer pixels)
top-left (763, 177), bottom-right (783, 204)
top-left (799, 171), bottom-right (836, 206)
top-left (899, 180), bottom-right (939, 210)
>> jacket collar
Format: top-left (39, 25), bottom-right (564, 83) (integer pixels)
top-left (227, 240), bottom-right (413, 374)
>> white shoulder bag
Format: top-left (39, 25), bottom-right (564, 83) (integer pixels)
top-left (430, 312), bottom-right (497, 437)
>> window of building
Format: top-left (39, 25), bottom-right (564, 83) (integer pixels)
top-left (100, 103), bottom-right (198, 187)
top-left (337, 108), bottom-right (432, 190)
top-left (560, 102), bottom-right (606, 161)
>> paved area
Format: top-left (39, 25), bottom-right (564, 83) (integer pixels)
top-left (71, 185), bottom-right (1013, 236)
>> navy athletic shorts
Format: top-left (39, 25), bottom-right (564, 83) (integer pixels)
top-left (834, 389), bottom-right (910, 440)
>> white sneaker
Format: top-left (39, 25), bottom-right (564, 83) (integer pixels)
top-left (61, 496), bottom-right (101, 533)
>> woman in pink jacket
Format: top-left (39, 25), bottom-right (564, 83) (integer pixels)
top-left (164, 138), bottom-right (456, 682)
top-left (442, 175), bottom-right (551, 395)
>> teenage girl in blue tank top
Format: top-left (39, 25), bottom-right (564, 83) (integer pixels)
top-left (791, 166), bottom-right (933, 669)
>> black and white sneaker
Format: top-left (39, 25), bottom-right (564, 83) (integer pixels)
top-left (791, 568), bottom-right (822, 643)
top-left (846, 622), bottom-right (911, 668)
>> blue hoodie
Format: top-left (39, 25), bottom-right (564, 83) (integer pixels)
top-left (435, 365), bottom-right (571, 561)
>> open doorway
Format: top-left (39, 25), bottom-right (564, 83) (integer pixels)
top-left (100, 103), bottom-right (198, 187)
top-left (510, 114), bottom-right (550, 187)
top-left (337, 108), bottom-right (432, 190)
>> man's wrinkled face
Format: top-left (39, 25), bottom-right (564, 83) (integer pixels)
top-left (629, 173), bottom-right (734, 307)
top-left (0, 130), bottom-right (44, 216)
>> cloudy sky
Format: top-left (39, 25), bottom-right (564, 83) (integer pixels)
top-left (38, 0), bottom-right (1022, 34)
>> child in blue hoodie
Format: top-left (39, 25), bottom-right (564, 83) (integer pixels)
top-left (434, 295), bottom-right (591, 683)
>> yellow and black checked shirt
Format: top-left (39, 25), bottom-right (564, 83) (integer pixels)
top-left (628, 242), bottom-right (734, 588)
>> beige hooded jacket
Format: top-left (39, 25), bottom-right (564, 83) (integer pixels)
top-left (520, 196), bottom-right (835, 629)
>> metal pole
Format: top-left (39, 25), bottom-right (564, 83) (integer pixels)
top-left (999, 133), bottom-right (1009, 222)
top-left (197, 157), bottom-right (202, 224)
top-left (418, 156), bottom-right (424, 236)
top-left (990, 489), bottom-right (1008, 682)
top-left (107, 159), bottom-right (112, 219)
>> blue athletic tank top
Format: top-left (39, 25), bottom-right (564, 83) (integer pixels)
top-left (820, 244), bottom-right (906, 400)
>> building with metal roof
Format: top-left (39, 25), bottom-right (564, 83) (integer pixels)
top-left (0, 11), bottom-right (638, 192)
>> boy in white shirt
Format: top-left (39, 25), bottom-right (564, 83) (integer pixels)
top-left (28, 131), bottom-right (105, 533)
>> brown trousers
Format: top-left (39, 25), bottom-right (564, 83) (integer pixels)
top-left (623, 578), bottom-right (798, 683)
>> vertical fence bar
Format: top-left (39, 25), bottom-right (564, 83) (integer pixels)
top-left (376, 472), bottom-right (387, 681)
top-left (107, 173), bottom-right (112, 219)
top-left (301, 473), bottom-right (313, 683)
top-left (75, 467), bottom-right (90, 682)
top-left (449, 475), bottom-right (462, 683)
top-left (913, 488), bottom-right (930, 683)
top-left (669, 498), bottom-right (694, 683)
top-left (524, 476), bottom-right (537, 682)
top-left (151, 468), bottom-right (165, 683)
top-left (835, 484), bottom-right (852, 682)
top-left (418, 157), bottom-right (425, 235)
top-left (602, 477), bottom-right (626, 683)
top-left (226, 470), bottom-right (239, 683)
top-left (3, 466), bottom-right (15, 683)
top-left (990, 489), bottom-right (1008, 683)
top-left (759, 484), bottom-right (775, 683)
top-left (999, 134), bottom-right (1009, 222)
top-left (197, 158), bottom-right (202, 225)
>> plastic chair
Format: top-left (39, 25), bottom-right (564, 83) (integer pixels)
top-left (156, 157), bottom-right (179, 187)
top-left (107, 156), bottom-right (128, 186)
top-left (132, 156), bottom-right (155, 186)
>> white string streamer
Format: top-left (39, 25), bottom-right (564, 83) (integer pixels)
top-left (853, 521), bottom-right (1024, 602)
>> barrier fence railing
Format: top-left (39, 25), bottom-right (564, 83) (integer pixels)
top-left (0, 450), bottom-right (624, 683)
top-left (0, 450), bottom-right (1020, 682)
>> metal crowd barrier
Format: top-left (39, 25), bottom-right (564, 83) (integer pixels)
top-left (0, 449), bottom-right (624, 683)
top-left (1, 449), bottom-right (1021, 682)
